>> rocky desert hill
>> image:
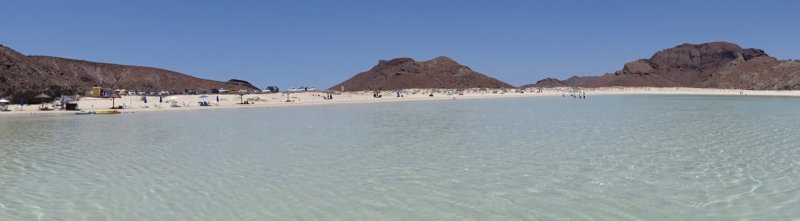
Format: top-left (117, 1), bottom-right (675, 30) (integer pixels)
top-left (0, 44), bottom-right (258, 101)
top-left (525, 42), bottom-right (800, 90)
top-left (330, 56), bottom-right (512, 91)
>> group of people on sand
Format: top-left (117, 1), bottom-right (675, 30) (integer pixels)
top-left (563, 92), bottom-right (587, 99)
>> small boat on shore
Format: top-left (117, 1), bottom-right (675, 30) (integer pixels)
top-left (75, 110), bottom-right (95, 115)
top-left (95, 109), bottom-right (121, 115)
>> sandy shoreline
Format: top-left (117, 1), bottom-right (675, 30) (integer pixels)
top-left (1, 87), bottom-right (799, 117)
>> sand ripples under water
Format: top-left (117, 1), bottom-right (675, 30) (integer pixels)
top-left (1, 95), bottom-right (800, 220)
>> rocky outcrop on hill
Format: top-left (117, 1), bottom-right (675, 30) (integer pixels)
top-left (0, 44), bottom-right (258, 101)
top-left (330, 56), bottom-right (512, 91)
top-left (520, 78), bottom-right (566, 88)
top-left (527, 42), bottom-right (800, 90)
top-left (225, 79), bottom-right (259, 91)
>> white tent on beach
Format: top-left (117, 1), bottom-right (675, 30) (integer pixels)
top-left (0, 98), bottom-right (10, 111)
top-left (165, 96), bottom-right (184, 107)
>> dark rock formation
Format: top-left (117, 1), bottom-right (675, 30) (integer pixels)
top-left (330, 56), bottom-right (512, 91)
top-left (520, 78), bottom-right (566, 88)
top-left (742, 48), bottom-right (768, 61)
top-left (226, 79), bottom-right (259, 91)
top-left (622, 60), bottom-right (654, 75)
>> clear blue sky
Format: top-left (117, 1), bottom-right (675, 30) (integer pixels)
top-left (2, 0), bottom-right (799, 88)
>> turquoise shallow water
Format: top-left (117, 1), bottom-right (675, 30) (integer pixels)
top-left (1, 95), bottom-right (800, 220)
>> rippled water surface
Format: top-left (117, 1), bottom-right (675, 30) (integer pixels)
top-left (2, 95), bottom-right (800, 220)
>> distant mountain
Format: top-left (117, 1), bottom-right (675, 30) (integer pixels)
top-left (0, 44), bottom-right (258, 101)
top-left (525, 42), bottom-right (800, 90)
top-left (330, 56), bottom-right (512, 91)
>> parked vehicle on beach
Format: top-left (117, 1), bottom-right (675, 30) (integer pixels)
top-left (262, 86), bottom-right (280, 93)
top-left (287, 87), bottom-right (315, 92)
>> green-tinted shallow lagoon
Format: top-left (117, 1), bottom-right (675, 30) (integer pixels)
top-left (2, 95), bottom-right (800, 220)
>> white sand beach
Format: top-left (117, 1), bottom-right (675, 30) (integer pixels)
top-left (2, 87), bottom-right (799, 117)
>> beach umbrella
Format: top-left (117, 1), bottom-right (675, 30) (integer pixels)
top-left (110, 94), bottom-right (121, 108)
top-left (35, 93), bottom-right (51, 99)
top-left (35, 93), bottom-right (51, 106)
top-left (0, 99), bottom-right (9, 104)
top-left (199, 94), bottom-right (209, 99)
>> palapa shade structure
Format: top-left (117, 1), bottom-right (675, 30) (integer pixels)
top-left (34, 93), bottom-right (51, 99)
top-left (35, 93), bottom-right (51, 107)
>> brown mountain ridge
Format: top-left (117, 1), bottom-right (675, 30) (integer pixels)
top-left (5, 41), bottom-right (798, 102)
top-left (0, 44), bottom-right (258, 101)
top-left (330, 56), bottom-right (513, 91)
top-left (525, 42), bottom-right (800, 90)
